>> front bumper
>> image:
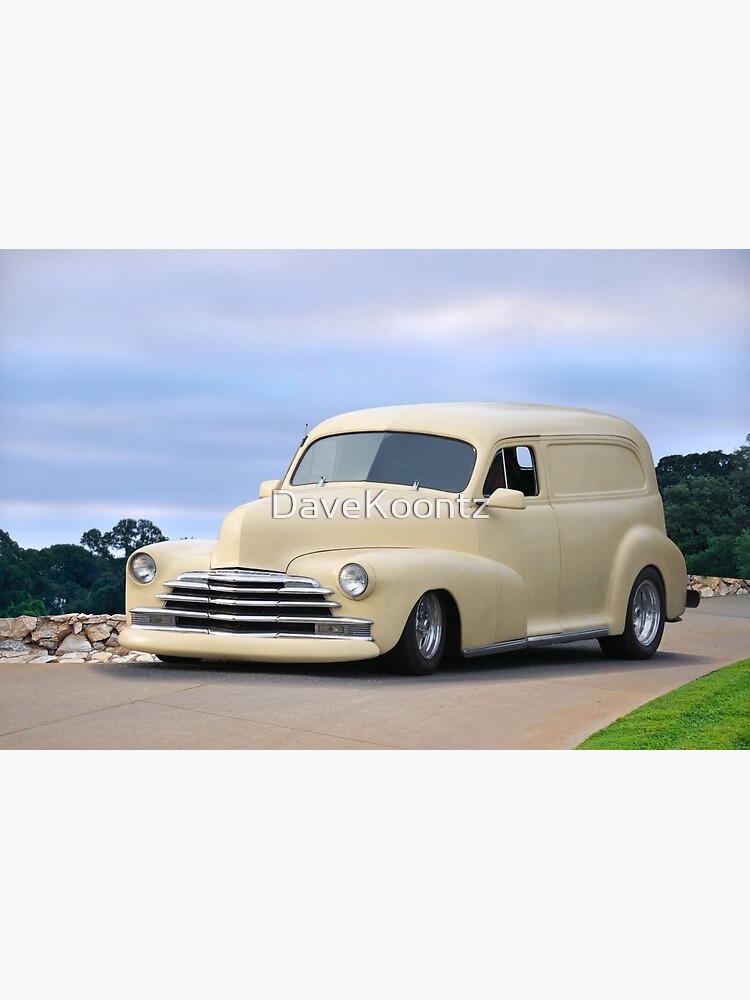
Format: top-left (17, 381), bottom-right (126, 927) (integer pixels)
top-left (118, 626), bottom-right (381, 663)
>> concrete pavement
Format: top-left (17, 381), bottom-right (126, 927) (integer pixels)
top-left (1, 597), bottom-right (748, 749)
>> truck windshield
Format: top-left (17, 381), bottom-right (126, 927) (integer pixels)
top-left (291, 431), bottom-right (476, 492)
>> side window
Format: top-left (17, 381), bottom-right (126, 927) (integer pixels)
top-left (483, 446), bottom-right (539, 497)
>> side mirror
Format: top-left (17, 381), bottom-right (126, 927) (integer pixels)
top-left (486, 488), bottom-right (526, 510)
top-left (259, 479), bottom-right (282, 499)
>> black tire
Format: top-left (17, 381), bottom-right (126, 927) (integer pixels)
top-left (155, 654), bottom-right (202, 664)
top-left (386, 592), bottom-right (446, 676)
top-left (599, 568), bottom-right (665, 660)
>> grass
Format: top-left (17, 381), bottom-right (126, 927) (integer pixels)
top-left (577, 658), bottom-right (750, 749)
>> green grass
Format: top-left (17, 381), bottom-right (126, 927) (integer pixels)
top-left (577, 658), bottom-right (750, 749)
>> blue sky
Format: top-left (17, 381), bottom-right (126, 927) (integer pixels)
top-left (1, 249), bottom-right (748, 550)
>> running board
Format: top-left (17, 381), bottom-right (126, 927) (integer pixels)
top-left (463, 627), bottom-right (609, 659)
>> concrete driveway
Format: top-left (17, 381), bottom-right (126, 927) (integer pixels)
top-left (1, 597), bottom-right (748, 749)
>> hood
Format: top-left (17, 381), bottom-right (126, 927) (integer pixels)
top-left (210, 484), bottom-right (479, 571)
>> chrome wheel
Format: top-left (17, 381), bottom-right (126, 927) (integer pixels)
top-left (632, 579), bottom-right (661, 646)
top-left (415, 592), bottom-right (443, 660)
top-left (387, 591), bottom-right (447, 675)
top-left (599, 568), bottom-right (665, 661)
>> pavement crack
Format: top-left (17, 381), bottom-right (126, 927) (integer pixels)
top-left (0, 683), bottom-right (210, 740)
top-left (145, 698), bottom-right (402, 749)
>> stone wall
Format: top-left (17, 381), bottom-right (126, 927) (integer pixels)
top-left (688, 575), bottom-right (750, 597)
top-left (0, 613), bottom-right (156, 663)
top-left (1, 575), bottom-right (747, 663)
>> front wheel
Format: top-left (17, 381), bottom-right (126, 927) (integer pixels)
top-left (386, 592), bottom-right (446, 676)
top-left (599, 568), bottom-right (665, 660)
top-left (155, 654), bottom-right (203, 664)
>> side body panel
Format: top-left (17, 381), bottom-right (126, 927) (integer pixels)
top-left (544, 435), bottom-right (687, 632)
top-left (474, 437), bottom-right (561, 637)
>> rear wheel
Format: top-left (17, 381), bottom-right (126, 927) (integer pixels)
top-left (599, 568), bottom-right (665, 660)
top-left (386, 592), bottom-right (446, 676)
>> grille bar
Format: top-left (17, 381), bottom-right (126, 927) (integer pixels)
top-left (163, 580), bottom-right (334, 596)
top-left (157, 593), bottom-right (340, 609)
top-left (133, 568), bottom-right (373, 641)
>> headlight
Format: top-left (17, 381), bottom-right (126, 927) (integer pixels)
top-left (130, 553), bottom-right (157, 584)
top-left (338, 562), bottom-right (368, 598)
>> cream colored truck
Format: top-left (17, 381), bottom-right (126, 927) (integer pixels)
top-left (120, 403), bottom-right (699, 675)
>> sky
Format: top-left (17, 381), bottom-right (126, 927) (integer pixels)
top-left (1, 249), bottom-right (748, 551)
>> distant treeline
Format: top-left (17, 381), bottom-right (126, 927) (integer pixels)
top-left (1, 438), bottom-right (749, 617)
top-left (0, 519), bottom-right (167, 617)
top-left (656, 435), bottom-right (750, 578)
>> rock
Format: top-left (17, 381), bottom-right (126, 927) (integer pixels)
top-left (105, 634), bottom-right (121, 648)
top-left (32, 620), bottom-right (70, 643)
top-left (121, 652), bottom-right (156, 663)
top-left (0, 639), bottom-right (32, 653)
top-left (700, 587), bottom-right (714, 597)
top-left (29, 654), bottom-right (55, 664)
top-left (89, 651), bottom-right (114, 662)
top-left (58, 652), bottom-right (86, 661)
top-left (84, 615), bottom-right (109, 625)
top-left (56, 633), bottom-right (93, 655)
top-left (73, 621), bottom-right (83, 634)
top-left (0, 616), bottom-right (38, 641)
top-left (84, 623), bottom-right (112, 643)
top-left (715, 582), bottom-right (730, 596)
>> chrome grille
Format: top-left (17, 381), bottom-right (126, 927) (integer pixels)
top-left (131, 569), bottom-right (373, 640)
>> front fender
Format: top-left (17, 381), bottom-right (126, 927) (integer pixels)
top-left (287, 548), bottom-right (526, 654)
top-left (124, 539), bottom-right (217, 621)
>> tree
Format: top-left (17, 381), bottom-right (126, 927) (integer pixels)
top-left (35, 544), bottom-right (104, 614)
top-left (736, 529), bottom-right (750, 578)
top-left (659, 436), bottom-right (750, 577)
top-left (81, 519), bottom-right (167, 558)
top-left (0, 519), bottom-right (168, 617)
top-left (80, 528), bottom-right (110, 558)
top-left (656, 449), bottom-right (737, 490)
top-left (732, 435), bottom-right (750, 507)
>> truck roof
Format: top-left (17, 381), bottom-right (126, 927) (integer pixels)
top-left (310, 402), bottom-right (651, 455)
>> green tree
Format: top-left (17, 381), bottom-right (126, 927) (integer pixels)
top-left (736, 529), bottom-right (750, 578)
top-left (732, 435), bottom-right (750, 507)
top-left (5, 597), bottom-right (48, 617)
top-left (1, 519), bottom-right (168, 616)
top-left (0, 530), bottom-right (27, 602)
top-left (656, 449), bottom-right (737, 490)
top-left (82, 519), bottom-right (167, 558)
top-left (80, 528), bottom-right (110, 558)
top-left (659, 436), bottom-right (750, 577)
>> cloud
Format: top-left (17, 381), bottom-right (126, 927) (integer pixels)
top-left (383, 291), bottom-right (630, 338)
top-left (1, 249), bottom-right (748, 549)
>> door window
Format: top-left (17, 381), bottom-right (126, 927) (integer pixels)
top-left (483, 446), bottom-right (539, 497)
